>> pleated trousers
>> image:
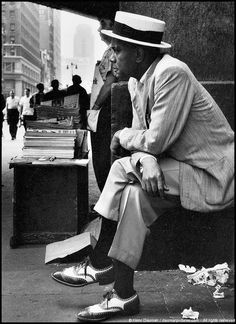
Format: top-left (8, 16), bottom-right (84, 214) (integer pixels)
top-left (94, 156), bottom-right (181, 269)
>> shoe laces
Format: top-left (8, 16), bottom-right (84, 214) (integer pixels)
top-left (101, 289), bottom-right (116, 308)
top-left (73, 257), bottom-right (90, 277)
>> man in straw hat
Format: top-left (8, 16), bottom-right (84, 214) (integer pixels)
top-left (52, 11), bottom-right (234, 321)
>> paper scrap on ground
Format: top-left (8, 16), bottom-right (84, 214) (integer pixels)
top-left (45, 217), bottom-right (102, 264)
top-left (45, 232), bottom-right (96, 264)
top-left (179, 264), bottom-right (197, 273)
top-left (213, 284), bottom-right (225, 299)
top-left (187, 262), bottom-right (230, 287)
top-left (181, 307), bottom-right (199, 320)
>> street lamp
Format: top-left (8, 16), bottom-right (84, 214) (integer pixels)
top-left (66, 62), bottom-right (78, 76)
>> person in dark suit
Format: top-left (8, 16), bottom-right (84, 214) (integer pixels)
top-left (1, 93), bottom-right (6, 137)
top-left (29, 83), bottom-right (45, 120)
top-left (44, 79), bottom-right (66, 106)
top-left (66, 75), bottom-right (89, 129)
top-left (30, 83), bottom-right (45, 106)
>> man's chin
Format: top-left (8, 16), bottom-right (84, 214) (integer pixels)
top-left (117, 72), bottom-right (130, 82)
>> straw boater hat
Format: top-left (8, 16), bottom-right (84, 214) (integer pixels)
top-left (101, 11), bottom-right (171, 49)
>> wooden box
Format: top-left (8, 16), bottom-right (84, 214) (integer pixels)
top-left (10, 163), bottom-right (88, 247)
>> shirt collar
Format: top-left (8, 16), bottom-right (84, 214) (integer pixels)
top-left (139, 57), bottom-right (162, 85)
top-left (128, 55), bottom-right (165, 91)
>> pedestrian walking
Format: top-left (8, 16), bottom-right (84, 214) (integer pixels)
top-left (5, 90), bottom-right (20, 140)
top-left (1, 93), bottom-right (6, 137)
top-left (19, 88), bottom-right (35, 131)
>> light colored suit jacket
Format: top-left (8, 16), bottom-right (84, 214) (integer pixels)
top-left (119, 54), bottom-right (234, 212)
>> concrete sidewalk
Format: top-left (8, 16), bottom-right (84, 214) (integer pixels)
top-left (1, 120), bottom-right (234, 322)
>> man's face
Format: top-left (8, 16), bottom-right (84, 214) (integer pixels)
top-left (110, 38), bottom-right (138, 80)
top-left (25, 89), bottom-right (30, 97)
top-left (10, 90), bottom-right (14, 98)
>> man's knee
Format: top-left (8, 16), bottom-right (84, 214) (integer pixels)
top-left (122, 182), bottom-right (143, 199)
top-left (110, 157), bottom-right (130, 173)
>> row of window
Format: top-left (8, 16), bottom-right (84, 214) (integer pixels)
top-left (2, 20), bottom-right (39, 40)
top-left (2, 10), bottom-right (15, 18)
top-left (2, 22), bottom-right (15, 32)
top-left (21, 25), bottom-right (40, 52)
top-left (21, 12), bottom-right (39, 38)
top-left (3, 61), bottom-right (40, 82)
top-left (22, 64), bottom-right (40, 82)
top-left (22, 2), bottom-right (39, 29)
top-left (3, 47), bottom-right (16, 56)
top-left (4, 62), bottom-right (15, 73)
top-left (21, 39), bottom-right (40, 62)
top-left (2, 26), bottom-right (39, 57)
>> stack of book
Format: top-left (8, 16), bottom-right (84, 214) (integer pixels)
top-left (22, 94), bottom-right (88, 160)
top-left (22, 129), bottom-right (77, 159)
top-left (25, 117), bottom-right (74, 129)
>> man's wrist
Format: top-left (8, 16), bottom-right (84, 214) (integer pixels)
top-left (139, 155), bottom-right (157, 165)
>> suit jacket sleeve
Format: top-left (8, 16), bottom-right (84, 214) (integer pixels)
top-left (119, 67), bottom-right (195, 156)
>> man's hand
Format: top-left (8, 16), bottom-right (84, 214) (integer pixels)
top-left (110, 130), bottom-right (122, 156)
top-left (140, 157), bottom-right (169, 198)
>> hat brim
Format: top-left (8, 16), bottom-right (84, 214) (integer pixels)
top-left (101, 29), bottom-right (171, 49)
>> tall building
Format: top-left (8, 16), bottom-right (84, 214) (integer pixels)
top-left (39, 5), bottom-right (61, 89)
top-left (2, 1), bottom-right (41, 97)
top-left (53, 9), bottom-right (61, 82)
top-left (73, 24), bottom-right (95, 91)
top-left (1, 2), bottom-right (62, 98)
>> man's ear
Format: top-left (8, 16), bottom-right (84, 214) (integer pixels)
top-left (135, 46), bottom-right (145, 63)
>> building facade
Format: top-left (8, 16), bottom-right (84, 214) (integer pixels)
top-left (2, 1), bottom-right (41, 97)
top-left (2, 2), bottom-right (62, 97)
top-left (39, 4), bottom-right (61, 90)
top-left (53, 9), bottom-right (61, 82)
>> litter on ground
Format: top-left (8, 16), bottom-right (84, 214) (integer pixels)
top-left (186, 262), bottom-right (230, 287)
top-left (213, 284), bottom-right (225, 299)
top-left (178, 264), bottom-right (197, 273)
top-left (181, 307), bottom-right (199, 320)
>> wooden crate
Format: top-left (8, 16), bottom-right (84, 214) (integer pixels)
top-left (10, 163), bottom-right (88, 247)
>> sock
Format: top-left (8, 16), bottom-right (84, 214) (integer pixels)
top-left (113, 259), bottom-right (135, 299)
top-left (89, 216), bottom-right (117, 269)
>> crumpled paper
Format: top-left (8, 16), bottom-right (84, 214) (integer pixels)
top-left (213, 284), bottom-right (225, 299)
top-left (186, 262), bottom-right (230, 287)
top-left (181, 307), bottom-right (199, 320)
top-left (179, 264), bottom-right (197, 273)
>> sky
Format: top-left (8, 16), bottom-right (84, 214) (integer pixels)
top-left (60, 10), bottom-right (106, 61)
top-left (60, 10), bottom-right (107, 90)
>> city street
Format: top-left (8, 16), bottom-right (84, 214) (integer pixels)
top-left (1, 1), bottom-right (234, 322)
top-left (1, 120), bottom-right (234, 322)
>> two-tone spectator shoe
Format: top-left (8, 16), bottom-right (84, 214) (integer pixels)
top-left (51, 257), bottom-right (114, 287)
top-left (77, 289), bottom-right (140, 321)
